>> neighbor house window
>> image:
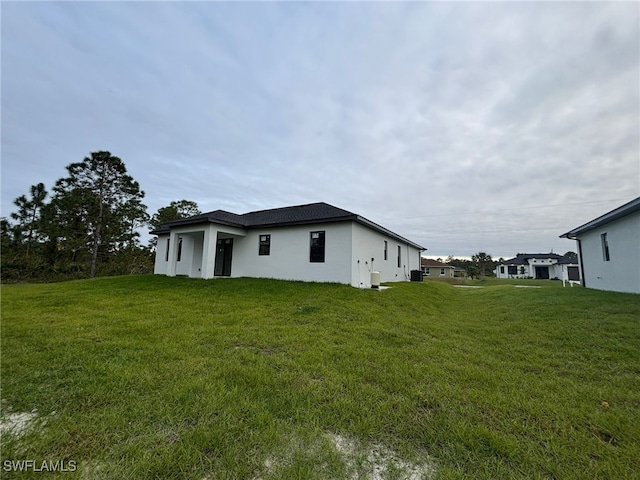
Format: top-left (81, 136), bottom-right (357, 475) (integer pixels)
top-left (310, 231), bottom-right (325, 263)
top-left (177, 237), bottom-right (183, 262)
top-left (508, 266), bottom-right (518, 275)
top-left (500, 266), bottom-right (505, 274)
top-left (165, 238), bottom-right (170, 261)
top-left (384, 241), bottom-right (388, 261)
top-left (601, 233), bottom-right (610, 261)
top-left (440, 268), bottom-right (445, 276)
top-left (425, 268), bottom-right (430, 276)
top-left (259, 234), bottom-right (271, 256)
top-left (397, 246), bottom-right (401, 268)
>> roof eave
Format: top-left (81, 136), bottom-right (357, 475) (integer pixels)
top-left (560, 197), bottom-right (640, 239)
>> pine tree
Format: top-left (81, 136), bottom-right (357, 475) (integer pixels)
top-left (50, 151), bottom-right (147, 277)
top-left (10, 183), bottom-right (47, 258)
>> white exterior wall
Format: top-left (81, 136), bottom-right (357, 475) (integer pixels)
top-left (154, 233), bottom-right (170, 275)
top-left (495, 260), bottom-right (578, 280)
top-left (577, 212), bottom-right (640, 294)
top-left (496, 264), bottom-right (530, 279)
top-left (528, 258), bottom-right (555, 279)
top-left (351, 222), bottom-right (421, 287)
top-left (154, 220), bottom-right (422, 287)
top-left (231, 222), bottom-right (353, 284)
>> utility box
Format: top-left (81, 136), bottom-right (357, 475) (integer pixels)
top-left (371, 271), bottom-right (381, 289)
top-left (410, 270), bottom-right (423, 282)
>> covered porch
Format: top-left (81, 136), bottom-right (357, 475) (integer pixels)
top-left (164, 223), bottom-right (247, 279)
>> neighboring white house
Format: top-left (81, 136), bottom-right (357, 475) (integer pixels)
top-left (421, 258), bottom-right (455, 278)
top-left (560, 197), bottom-right (640, 294)
top-left (151, 202), bottom-right (426, 288)
top-left (494, 253), bottom-right (580, 281)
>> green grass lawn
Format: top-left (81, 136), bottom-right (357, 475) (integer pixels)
top-left (1, 276), bottom-right (639, 479)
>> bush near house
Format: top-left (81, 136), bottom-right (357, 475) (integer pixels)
top-left (2, 276), bottom-right (639, 479)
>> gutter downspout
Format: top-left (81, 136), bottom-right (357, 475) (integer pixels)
top-left (576, 238), bottom-right (586, 288)
top-left (419, 247), bottom-right (427, 278)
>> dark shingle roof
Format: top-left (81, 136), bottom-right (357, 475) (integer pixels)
top-left (241, 203), bottom-right (356, 227)
top-left (557, 255), bottom-right (579, 264)
top-left (152, 210), bottom-right (245, 232)
top-left (151, 202), bottom-right (425, 250)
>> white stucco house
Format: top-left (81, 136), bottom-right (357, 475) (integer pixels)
top-left (560, 197), bottom-right (640, 294)
top-left (151, 202), bottom-right (426, 287)
top-left (494, 253), bottom-right (580, 281)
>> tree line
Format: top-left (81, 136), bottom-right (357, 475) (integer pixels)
top-left (1, 151), bottom-right (200, 283)
top-left (2, 151), bottom-right (578, 283)
top-left (441, 253), bottom-right (493, 280)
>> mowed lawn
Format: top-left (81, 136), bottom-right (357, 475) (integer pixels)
top-left (1, 276), bottom-right (639, 479)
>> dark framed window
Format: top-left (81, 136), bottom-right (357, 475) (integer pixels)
top-left (601, 233), bottom-right (610, 261)
top-left (259, 234), bottom-right (271, 256)
top-left (500, 266), bottom-right (505, 274)
top-left (440, 268), bottom-right (445, 276)
top-left (177, 237), bottom-right (183, 262)
top-left (384, 241), bottom-right (388, 261)
top-left (310, 231), bottom-right (325, 263)
top-left (397, 245), bottom-right (401, 268)
top-left (508, 266), bottom-right (518, 275)
top-left (165, 238), bottom-right (170, 261)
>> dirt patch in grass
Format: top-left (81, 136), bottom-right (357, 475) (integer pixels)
top-left (0, 407), bottom-right (39, 439)
top-left (330, 433), bottom-right (437, 480)
top-left (252, 431), bottom-right (437, 480)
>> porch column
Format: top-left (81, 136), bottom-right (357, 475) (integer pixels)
top-left (201, 226), bottom-right (218, 279)
top-left (167, 231), bottom-right (180, 277)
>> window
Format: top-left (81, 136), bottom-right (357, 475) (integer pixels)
top-left (440, 268), bottom-right (445, 276)
top-left (425, 268), bottom-right (430, 276)
top-left (310, 231), bottom-right (325, 263)
top-left (384, 241), bottom-right (388, 261)
top-left (397, 246), bottom-right (401, 268)
top-left (176, 237), bottom-right (183, 262)
top-left (601, 233), bottom-right (610, 261)
top-left (508, 266), bottom-right (517, 275)
top-left (259, 234), bottom-right (271, 256)
top-left (165, 238), bottom-right (170, 261)
top-left (500, 266), bottom-right (505, 274)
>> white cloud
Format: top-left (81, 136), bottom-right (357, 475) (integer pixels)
top-left (1, 1), bottom-right (638, 256)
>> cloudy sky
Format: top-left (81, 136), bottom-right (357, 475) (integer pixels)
top-left (2, 1), bottom-right (638, 259)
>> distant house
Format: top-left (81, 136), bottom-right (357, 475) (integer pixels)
top-left (421, 258), bottom-right (455, 278)
top-left (560, 197), bottom-right (640, 294)
top-left (151, 202), bottom-right (425, 288)
top-left (494, 254), bottom-right (580, 281)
